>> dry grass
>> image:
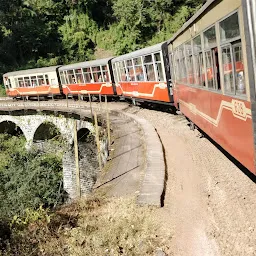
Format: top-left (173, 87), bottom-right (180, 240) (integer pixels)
top-left (2, 195), bottom-right (167, 256)
top-left (42, 195), bottom-right (163, 255)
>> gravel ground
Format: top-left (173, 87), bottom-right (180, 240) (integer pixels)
top-left (1, 99), bottom-right (256, 255)
top-left (105, 101), bottom-right (256, 256)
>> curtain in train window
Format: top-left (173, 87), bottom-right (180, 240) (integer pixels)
top-left (134, 57), bottom-right (144, 81)
top-left (143, 55), bottom-right (156, 81)
top-left (154, 53), bottom-right (164, 81)
top-left (75, 69), bottom-right (84, 83)
top-left (102, 65), bottom-right (110, 82)
top-left (126, 60), bottom-right (135, 81)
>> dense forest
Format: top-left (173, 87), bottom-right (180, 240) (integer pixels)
top-left (0, 0), bottom-right (203, 78)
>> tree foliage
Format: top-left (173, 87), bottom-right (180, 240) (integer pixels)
top-left (0, 0), bottom-right (203, 79)
top-left (0, 134), bottom-right (66, 221)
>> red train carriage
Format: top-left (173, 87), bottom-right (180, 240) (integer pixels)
top-left (111, 43), bottom-right (173, 104)
top-left (3, 66), bottom-right (61, 98)
top-left (168, 0), bottom-right (256, 175)
top-left (58, 58), bottom-right (116, 97)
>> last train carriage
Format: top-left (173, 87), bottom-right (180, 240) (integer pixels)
top-left (3, 66), bottom-right (61, 98)
top-left (167, 0), bottom-right (256, 174)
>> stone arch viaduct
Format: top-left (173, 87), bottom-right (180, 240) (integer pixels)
top-left (0, 110), bottom-right (108, 199)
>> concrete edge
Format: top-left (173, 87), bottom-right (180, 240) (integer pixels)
top-left (113, 111), bottom-right (165, 207)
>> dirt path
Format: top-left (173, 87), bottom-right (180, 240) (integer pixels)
top-left (106, 102), bottom-right (256, 256)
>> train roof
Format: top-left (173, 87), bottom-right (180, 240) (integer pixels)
top-left (3, 66), bottom-right (61, 77)
top-left (112, 42), bottom-right (166, 62)
top-left (58, 57), bottom-right (113, 71)
top-left (167, 0), bottom-right (217, 44)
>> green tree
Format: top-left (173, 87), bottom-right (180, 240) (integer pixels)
top-left (59, 10), bottom-right (98, 63)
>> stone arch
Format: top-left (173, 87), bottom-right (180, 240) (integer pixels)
top-left (0, 121), bottom-right (24, 136)
top-left (33, 121), bottom-right (62, 142)
top-left (77, 128), bottom-right (90, 142)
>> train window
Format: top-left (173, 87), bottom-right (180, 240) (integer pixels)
top-left (119, 61), bottom-right (128, 81)
top-left (193, 36), bottom-right (205, 86)
top-left (92, 66), bottom-right (102, 82)
top-left (8, 79), bottom-right (12, 88)
top-left (82, 68), bottom-right (92, 82)
top-left (203, 26), bottom-right (220, 90)
top-left (234, 43), bottom-right (245, 95)
top-left (126, 59), bottom-right (135, 81)
top-left (220, 13), bottom-right (240, 43)
top-left (222, 45), bottom-right (234, 93)
top-left (101, 65), bottom-right (110, 82)
top-left (116, 62), bottom-right (122, 82)
top-left (173, 50), bottom-right (180, 82)
top-left (45, 74), bottom-right (49, 85)
top-left (144, 55), bottom-right (153, 63)
top-left (24, 77), bottom-right (31, 87)
top-left (145, 64), bottom-right (155, 81)
top-left (154, 53), bottom-right (164, 81)
top-left (18, 78), bottom-right (24, 87)
top-left (14, 78), bottom-right (18, 87)
top-left (205, 51), bottom-right (215, 89)
top-left (66, 70), bottom-right (74, 84)
top-left (185, 41), bottom-right (194, 84)
top-left (59, 72), bottom-right (66, 85)
top-left (143, 54), bottom-right (155, 81)
top-left (75, 69), bottom-right (84, 84)
top-left (112, 63), bottom-right (119, 82)
top-left (204, 26), bottom-right (216, 49)
top-left (134, 57), bottom-right (144, 81)
top-left (179, 45), bottom-right (187, 83)
top-left (64, 71), bottom-right (69, 84)
top-left (4, 78), bottom-right (12, 89)
top-left (31, 76), bottom-right (38, 87)
top-left (219, 12), bottom-right (245, 96)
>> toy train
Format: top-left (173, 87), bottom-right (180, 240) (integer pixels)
top-left (3, 0), bottom-right (256, 176)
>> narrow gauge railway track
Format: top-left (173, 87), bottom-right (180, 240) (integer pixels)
top-left (1, 99), bottom-right (256, 255)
